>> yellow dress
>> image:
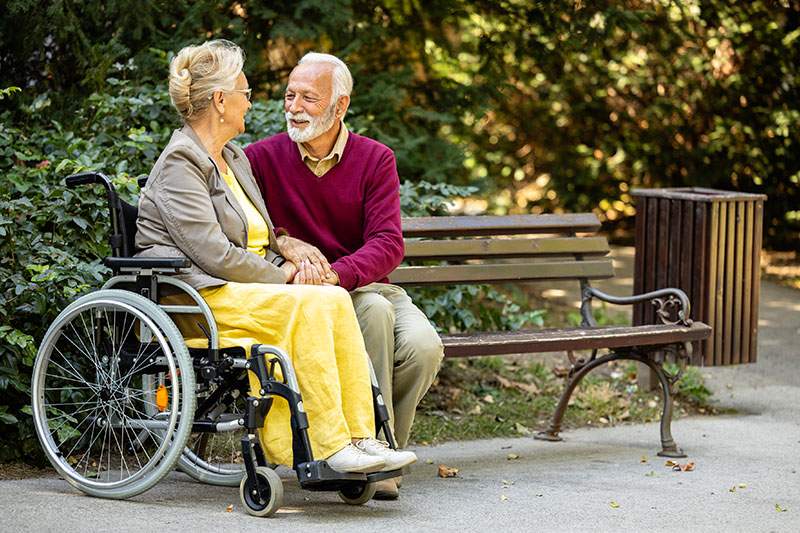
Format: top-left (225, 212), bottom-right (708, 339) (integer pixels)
top-left (169, 169), bottom-right (375, 466)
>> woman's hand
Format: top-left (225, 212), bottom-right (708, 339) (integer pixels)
top-left (280, 261), bottom-right (298, 283)
top-left (276, 236), bottom-right (332, 279)
top-left (292, 260), bottom-right (324, 285)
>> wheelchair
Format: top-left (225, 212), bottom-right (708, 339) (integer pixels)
top-left (30, 171), bottom-right (402, 517)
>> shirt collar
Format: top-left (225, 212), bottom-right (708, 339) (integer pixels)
top-left (297, 121), bottom-right (349, 163)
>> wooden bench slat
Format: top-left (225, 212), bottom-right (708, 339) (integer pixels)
top-left (401, 213), bottom-right (601, 237)
top-left (403, 236), bottom-right (610, 260)
top-left (441, 322), bottom-right (712, 357)
top-left (389, 259), bottom-right (614, 285)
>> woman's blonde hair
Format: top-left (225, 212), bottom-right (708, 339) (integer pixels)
top-left (168, 39), bottom-right (244, 121)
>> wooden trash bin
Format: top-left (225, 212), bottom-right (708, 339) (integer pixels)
top-left (631, 188), bottom-right (767, 366)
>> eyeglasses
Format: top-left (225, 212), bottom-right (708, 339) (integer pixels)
top-left (227, 88), bottom-right (252, 101)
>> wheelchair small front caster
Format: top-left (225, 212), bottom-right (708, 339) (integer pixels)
top-left (239, 466), bottom-right (284, 517)
top-left (338, 481), bottom-right (376, 505)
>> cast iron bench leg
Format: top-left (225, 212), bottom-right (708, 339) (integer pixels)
top-left (535, 349), bottom-right (687, 458)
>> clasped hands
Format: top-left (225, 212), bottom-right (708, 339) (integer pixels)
top-left (276, 235), bottom-right (339, 285)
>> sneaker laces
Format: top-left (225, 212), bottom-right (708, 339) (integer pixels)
top-left (356, 438), bottom-right (391, 451)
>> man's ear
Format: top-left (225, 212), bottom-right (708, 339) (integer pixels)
top-left (335, 95), bottom-right (350, 119)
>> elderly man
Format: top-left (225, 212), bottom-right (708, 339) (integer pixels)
top-left (245, 52), bottom-right (444, 499)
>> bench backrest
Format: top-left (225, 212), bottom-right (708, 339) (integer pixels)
top-left (389, 213), bottom-right (614, 286)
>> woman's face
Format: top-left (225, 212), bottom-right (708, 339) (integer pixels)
top-left (224, 72), bottom-right (252, 136)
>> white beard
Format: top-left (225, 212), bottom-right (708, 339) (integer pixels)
top-left (286, 104), bottom-right (338, 143)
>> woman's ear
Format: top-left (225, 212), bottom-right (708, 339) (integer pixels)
top-left (213, 91), bottom-right (225, 114)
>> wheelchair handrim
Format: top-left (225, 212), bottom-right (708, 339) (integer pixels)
top-left (31, 298), bottom-right (181, 490)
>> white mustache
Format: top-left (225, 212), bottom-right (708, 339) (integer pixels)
top-left (285, 111), bottom-right (313, 123)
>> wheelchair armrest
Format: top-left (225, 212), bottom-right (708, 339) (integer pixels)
top-left (104, 257), bottom-right (191, 270)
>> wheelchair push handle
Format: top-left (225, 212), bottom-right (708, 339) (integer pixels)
top-left (64, 171), bottom-right (125, 251)
top-left (65, 171), bottom-right (113, 190)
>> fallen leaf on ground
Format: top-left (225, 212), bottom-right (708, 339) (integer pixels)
top-left (610, 501), bottom-right (620, 509)
top-left (226, 504), bottom-right (233, 513)
top-left (775, 504), bottom-right (788, 512)
top-left (500, 495), bottom-right (508, 501)
top-left (729, 486), bottom-right (737, 493)
top-left (640, 455), bottom-right (648, 464)
top-left (501, 479), bottom-right (514, 486)
top-left (644, 471), bottom-right (657, 477)
top-left (664, 459), bottom-right (694, 471)
top-left (438, 464), bottom-right (459, 478)
top-left (425, 459), bottom-right (434, 464)
top-left (496, 375), bottom-right (540, 395)
top-left (553, 366), bottom-right (569, 378)
top-left (468, 404), bottom-right (482, 415)
top-left (514, 422), bottom-right (531, 435)
top-left (507, 453), bottom-right (520, 460)
top-left (482, 394), bottom-right (495, 404)
top-left (738, 483), bottom-right (747, 489)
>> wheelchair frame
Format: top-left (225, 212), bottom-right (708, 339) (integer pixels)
top-left (31, 171), bottom-right (402, 517)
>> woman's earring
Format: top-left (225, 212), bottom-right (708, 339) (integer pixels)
top-left (220, 117), bottom-right (225, 123)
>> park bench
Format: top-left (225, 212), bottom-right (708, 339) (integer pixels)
top-left (388, 213), bottom-right (712, 457)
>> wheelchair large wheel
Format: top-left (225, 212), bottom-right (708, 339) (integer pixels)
top-left (176, 382), bottom-right (247, 486)
top-left (31, 289), bottom-right (195, 499)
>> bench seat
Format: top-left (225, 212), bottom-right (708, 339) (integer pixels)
top-left (441, 322), bottom-right (712, 358)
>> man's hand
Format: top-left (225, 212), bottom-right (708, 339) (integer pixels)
top-left (276, 235), bottom-right (332, 278)
top-left (322, 269), bottom-right (339, 285)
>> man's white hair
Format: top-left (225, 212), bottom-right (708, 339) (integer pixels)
top-left (298, 52), bottom-right (353, 102)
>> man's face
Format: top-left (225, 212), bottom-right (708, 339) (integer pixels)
top-left (284, 63), bottom-right (339, 143)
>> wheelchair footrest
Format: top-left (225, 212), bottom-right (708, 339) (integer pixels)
top-left (365, 469), bottom-right (403, 483)
top-left (296, 461), bottom-right (404, 491)
top-left (296, 460), bottom-right (364, 490)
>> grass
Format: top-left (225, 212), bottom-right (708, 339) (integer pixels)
top-left (410, 356), bottom-right (715, 446)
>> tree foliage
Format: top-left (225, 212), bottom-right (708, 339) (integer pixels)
top-left (2, 0), bottom-right (798, 246)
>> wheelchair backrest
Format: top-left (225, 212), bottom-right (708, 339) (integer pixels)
top-left (65, 171), bottom-right (138, 258)
top-left (119, 199), bottom-right (138, 258)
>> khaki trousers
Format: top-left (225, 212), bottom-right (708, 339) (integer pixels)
top-left (350, 283), bottom-right (444, 448)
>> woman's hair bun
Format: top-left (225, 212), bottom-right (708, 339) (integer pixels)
top-left (168, 40), bottom-right (244, 122)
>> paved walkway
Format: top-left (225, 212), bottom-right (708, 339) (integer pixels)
top-left (1, 263), bottom-right (798, 532)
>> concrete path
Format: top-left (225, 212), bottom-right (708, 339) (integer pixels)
top-left (1, 277), bottom-right (798, 532)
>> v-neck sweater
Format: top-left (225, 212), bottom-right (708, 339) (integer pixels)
top-left (245, 132), bottom-right (404, 290)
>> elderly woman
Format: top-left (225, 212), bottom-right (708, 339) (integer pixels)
top-left (135, 39), bottom-right (416, 474)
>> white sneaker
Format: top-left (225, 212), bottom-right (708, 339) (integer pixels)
top-left (354, 438), bottom-right (418, 472)
top-left (325, 443), bottom-right (386, 473)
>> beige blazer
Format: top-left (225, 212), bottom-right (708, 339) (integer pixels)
top-left (135, 125), bottom-right (286, 290)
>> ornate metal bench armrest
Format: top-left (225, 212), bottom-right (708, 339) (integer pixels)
top-left (582, 286), bottom-right (693, 327)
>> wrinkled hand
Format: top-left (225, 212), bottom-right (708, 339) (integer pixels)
top-left (322, 269), bottom-right (339, 286)
top-left (277, 236), bottom-right (332, 279)
top-left (292, 260), bottom-right (324, 285)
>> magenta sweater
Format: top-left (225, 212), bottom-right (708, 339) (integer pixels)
top-left (245, 132), bottom-right (404, 290)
